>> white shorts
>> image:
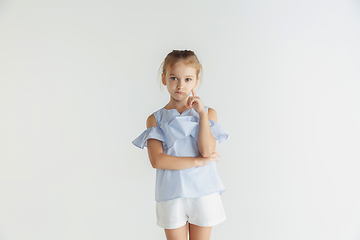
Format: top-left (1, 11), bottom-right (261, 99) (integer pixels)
top-left (156, 192), bottom-right (226, 229)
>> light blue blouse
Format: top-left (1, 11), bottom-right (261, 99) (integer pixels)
top-left (132, 106), bottom-right (229, 201)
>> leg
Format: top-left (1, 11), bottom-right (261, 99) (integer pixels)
top-left (164, 222), bottom-right (188, 240)
top-left (188, 223), bottom-right (212, 240)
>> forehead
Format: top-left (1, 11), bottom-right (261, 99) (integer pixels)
top-left (168, 61), bottom-right (197, 76)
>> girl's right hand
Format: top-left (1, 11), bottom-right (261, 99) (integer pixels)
top-left (197, 149), bottom-right (221, 167)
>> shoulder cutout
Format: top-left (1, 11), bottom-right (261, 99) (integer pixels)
top-left (146, 114), bottom-right (157, 128)
top-left (208, 108), bottom-right (217, 122)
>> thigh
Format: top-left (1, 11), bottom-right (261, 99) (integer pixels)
top-left (164, 223), bottom-right (188, 240)
top-left (187, 192), bottom-right (226, 227)
top-left (156, 198), bottom-right (188, 229)
top-left (189, 223), bottom-right (212, 240)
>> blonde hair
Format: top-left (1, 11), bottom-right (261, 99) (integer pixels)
top-left (158, 50), bottom-right (203, 89)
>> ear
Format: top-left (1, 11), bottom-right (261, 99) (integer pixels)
top-left (161, 74), bottom-right (166, 86)
top-left (195, 78), bottom-right (199, 88)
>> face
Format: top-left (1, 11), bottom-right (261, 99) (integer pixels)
top-left (162, 61), bottom-right (199, 102)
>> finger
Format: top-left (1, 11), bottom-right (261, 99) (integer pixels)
top-left (187, 97), bottom-right (193, 106)
top-left (212, 150), bottom-right (220, 154)
top-left (188, 97), bottom-right (196, 107)
top-left (192, 88), bottom-right (197, 97)
top-left (212, 152), bottom-right (221, 158)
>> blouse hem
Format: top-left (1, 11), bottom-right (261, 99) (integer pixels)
top-left (155, 189), bottom-right (225, 202)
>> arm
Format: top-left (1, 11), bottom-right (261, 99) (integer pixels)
top-left (146, 114), bottom-right (219, 170)
top-left (187, 89), bottom-right (217, 157)
top-left (197, 108), bottom-right (217, 157)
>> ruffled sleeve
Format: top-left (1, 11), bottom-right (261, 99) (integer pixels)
top-left (189, 119), bottom-right (230, 144)
top-left (209, 120), bottom-right (229, 143)
top-left (132, 127), bottom-right (166, 149)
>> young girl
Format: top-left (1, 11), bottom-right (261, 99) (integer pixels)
top-left (132, 50), bottom-right (229, 240)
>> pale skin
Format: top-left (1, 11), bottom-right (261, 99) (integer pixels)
top-left (146, 61), bottom-right (220, 240)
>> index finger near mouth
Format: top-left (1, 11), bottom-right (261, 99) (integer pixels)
top-left (192, 89), bottom-right (197, 96)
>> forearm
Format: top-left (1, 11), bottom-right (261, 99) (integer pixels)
top-left (152, 153), bottom-right (200, 170)
top-left (197, 112), bottom-right (216, 157)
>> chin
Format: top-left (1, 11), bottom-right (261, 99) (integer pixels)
top-left (173, 96), bottom-right (187, 101)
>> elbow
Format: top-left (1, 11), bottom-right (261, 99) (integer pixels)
top-left (200, 151), bottom-right (212, 158)
top-left (199, 143), bottom-right (216, 157)
top-left (150, 158), bottom-right (158, 169)
top-left (198, 137), bottom-right (216, 158)
top-left (199, 147), bottom-right (214, 158)
top-left (152, 163), bottom-right (160, 169)
top-left (149, 154), bottom-right (162, 169)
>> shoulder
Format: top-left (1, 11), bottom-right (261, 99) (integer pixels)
top-left (146, 114), bottom-right (157, 128)
top-left (207, 107), bottom-right (217, 122)
top-left (146, 107), bottom-right (165, 128)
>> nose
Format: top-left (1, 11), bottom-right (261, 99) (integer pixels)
top-left (177, 80), bottom-right (183, 89)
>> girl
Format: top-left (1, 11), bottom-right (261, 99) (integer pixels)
top-left (132, 50), bottom-right (229, 240)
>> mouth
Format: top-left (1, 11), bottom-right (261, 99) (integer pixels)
top-left (175, 91), bottom-right (185, 94)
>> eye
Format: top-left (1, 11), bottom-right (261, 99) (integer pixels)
top-left (186, 78), bottom-right (192, 82)
top-left (170, 77), bottom-right (177, 80)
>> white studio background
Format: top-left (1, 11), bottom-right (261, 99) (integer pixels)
top-left (1, 0), bottom-right (360, 239)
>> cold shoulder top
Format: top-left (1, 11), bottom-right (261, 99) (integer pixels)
top-left (132, 106), bottom-right (229, 201)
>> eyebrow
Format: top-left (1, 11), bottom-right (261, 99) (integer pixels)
top-left (169, 74), bottom-right (195, 77)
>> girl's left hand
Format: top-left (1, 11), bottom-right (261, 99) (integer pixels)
top-left (187, 89), bottom-right (206, 115)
